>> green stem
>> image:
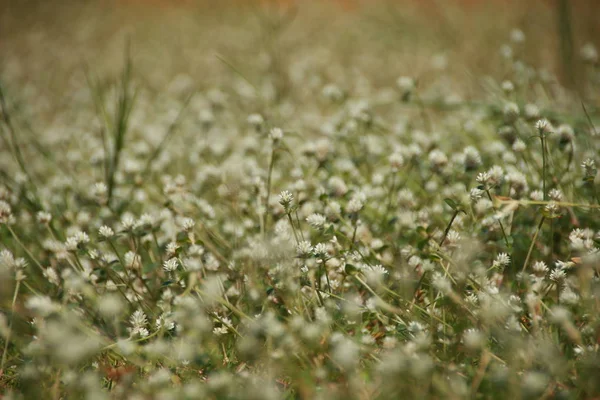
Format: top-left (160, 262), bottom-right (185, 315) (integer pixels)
top-left (314, 271), bottom-right (325, 307)
top-left (410, 208), bottom-right (460, 305)
top-left (7, 226), bottom-right (44, 272)
top-left (541, 133), bottom-right (547, 201)
top-left (384, 173), bottom-right (398, 219)
top-left (439, 210), bottom-right (459, 247)
top-left (522, 216), bottom-right (546, 273)
top-left (350, 216), bottom-right (359, 250)
top-left (264, 145), bottom-right (276, 235)
top-left (321, 261), bottom-right (332, 294)
top-left (294, 210), bottom-right (305, 241)
top-left (0, 280), bottom-right (20, 373)
top-left (286, 213), bottom-right (300, 244)
top-left (485, 189), bottom-right (511, 250)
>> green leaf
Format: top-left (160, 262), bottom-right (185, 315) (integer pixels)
top-left (506, 235), bottom-right (514, 248)
top-left (324, 224), bottom-right (335, 236)
top-left (444, 198), bottom-right (458, 210)
top-left (345, 263), bottom-right (358, 276)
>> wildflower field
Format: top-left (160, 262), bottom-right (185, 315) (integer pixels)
top-left (1, 1), bottom-right (600, 398)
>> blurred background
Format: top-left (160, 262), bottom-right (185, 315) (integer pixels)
top-left (0, 0), bottom-right (598, 111)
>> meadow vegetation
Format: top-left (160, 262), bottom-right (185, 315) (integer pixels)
top-left (1, 1), bottom-right (600, 398)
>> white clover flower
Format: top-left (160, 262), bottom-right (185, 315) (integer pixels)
top-left (278, 190), bottom-right (294, 210)
top-left (370, 238), bottom-right (384, 250)
top-left (469, 188), bottom-right (484, 202)
top-left (535, 118), bottom-right (552, 134)
top-left (92, 182), bottom-right (107, 197)
top-left (530, 190), bottom-right (543, 201)
top-left (506, 170), bottom-right (528, 193)
top-left (531, 261), bottom-right (548, 275)
top-left (463, 146), bottom-right (482, 169)
top-left (505, 315), bottom-right (522, 332)
top-left (269, 127), bottom-right (283, 141)
top-left (313, 243), bottom-right (329, 259)
top-left (36, 211), bottom-right (52, 224)
top-left (0, 201), bottom-right (12, 224)
top-left (407, 321), bottom-right (425, 334)
top-left (182, 218), bottom-right (195, 231)
top-left (493, 253), bottom-right (511, 269)
top-left (120, 214), bottom-right (136, 230)
top-left (137, 327), bottom-right (149, 338)
top-left (581, 158), bottom-right (596, 178)
top-left (346, 198), bottom-right (364, 214)
top-left (0, 250), bottom-right (16, 270)
top-left (549, 268), bottom-right (566, 284)
top-left (544, 201), bottom-right (560, 216)
top-left (388, 152), bottom-right (404, 170)
top-left (476, 172), bottom-right (491, 187)
top-left (581, 42), bottom-right (598, 63)
top-left (166, 242), bottom-right (179, 255)
top-left (512, 139), bottom-right (526, 152)
top-left (296, 241), bottom-right (313, 258)
top-left (137, 213), bottom-right (155, 228)
top-left (306, 213), bottom-right (327, 229)
top-left (247, 113), bottom-right (264, 128)
top-left (148, 368), bottom-right (172, 386)
top-left (365, 264), bottom-right (388, 285)
top-left (555, 260), bottom-right (574, 270)
top-left (503, 102), bottom-right (519, 122)
top-left (328, 176), bottom-right (348, 196)
top-left (447, 230), bottom-right (461, 243)
top-left (463, 328), bottom-right (485, 350)
top-left (548, 188), bottom-right (563, 201)
top-left (43, 267), bottom-right (60, 286)
top-left (396, 76), bottom-right (415, 93)
top-left (559, 287), bottom-right (580, 306)
top-left (98, 225), bottom-right (114, 238)
top-left (510, 28), bottom-right (525, 43)
top-left (524, 103), bottom-right (540, 120)
top-left (557, 124), bottom-right (574, 142)
top-left (325, 201), bottom-right (341, 218)
top-left (163, 258), bottom-right (179, 272)
top-left (189, 244), bottom-right (205, 257)
top-left (322, 83), bottom-right (344, 102)
top-left (569, 228), bottom-right (595, 251)
top-left (428, 149), bottom-right (448, 168)
top-left (465, 293), bottom-right (478, 305)
top-left (98, 294), bottom-right (123, 317)
top-left (501, 80), bottom-right (514, 93)
top-left (26, 295), bottom-right (60, 317)
top-left (213, 326), bottom-right (228, 336)
top-left (76, 231), bottom-right (89, 243)
top-left (507, 294), bottom-right (522, 311)
top-left (204, 253), bottom-right (220, 271)
top-left (549, 306), bottom-right (571, 324)
top-left (130, 309), bottom-right (148, 337)
top-left (486, 166), bottom-right (504, 186)
top-left (65, 231), bottom-right (90, 251)
top-left (199, 108), bottom-right (214, 126)
top-left (156, 314), bottom-right (176, 331)
top-left (331, 336), bottom-right (359, 370)
top-left (124, 251), bottom-right (139, 269)
top-left (213, 316), bottom-right (232, 336)
top-left (432, 272), bottom-right (452, 294)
